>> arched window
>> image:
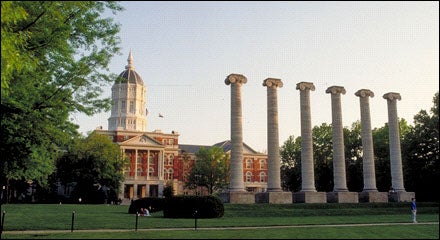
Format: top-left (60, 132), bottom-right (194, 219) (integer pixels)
top-left (246, 171), bottom-right (253, 182)
top-left (149, 167), bottom-right (154, 177)
top-left (246, 159), bottom-right (253, 169)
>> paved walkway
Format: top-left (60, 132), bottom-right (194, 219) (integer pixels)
top-left (2, 222), bottom-right (438, 235)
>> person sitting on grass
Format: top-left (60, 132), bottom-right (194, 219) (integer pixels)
top-left (140, 207), bottom-right (150, 216)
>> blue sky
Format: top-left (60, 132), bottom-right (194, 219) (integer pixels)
top-left (72, 1), bottom-right (439, 153)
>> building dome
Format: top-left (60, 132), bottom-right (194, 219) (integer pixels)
top-left (117, 51), bottom-right (144, 85)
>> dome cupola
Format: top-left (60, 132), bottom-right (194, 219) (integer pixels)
top-left (117, 50), bottom-right (144, 85)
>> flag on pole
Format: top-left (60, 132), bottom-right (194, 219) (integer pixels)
top-left (159, 113), bottom-right (163, 118)
top-left (145, 107), bottom-right (149, 116)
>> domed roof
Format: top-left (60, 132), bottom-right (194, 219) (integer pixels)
top-left (116, 51), bottom-right (144, 85)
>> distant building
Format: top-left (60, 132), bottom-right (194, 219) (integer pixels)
top-left (95, 51), bottom-right (268, 202)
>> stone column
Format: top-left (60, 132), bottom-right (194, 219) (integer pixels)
top-left (263, 78), bottom-right (283, 192)
top-left (355, 89), bottom-right (378, 192)
top-left (382, 92), bottom-right (405, 192)
top-left (296, 82), bottom-right (316, 192)
top-left (225, 74), bottom-right (247, 192)
top-left (326, 86), bottom-right (348, 192)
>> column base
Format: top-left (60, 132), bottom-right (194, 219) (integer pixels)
top-left (359, 191), bottom-right (388, 203)
top-left (120, 198), bottom-right (132, 205)
top-left (219, 191), bottom-right (255, 204)
top-left (327, 192), bottom-right (359, 203)
top-left (255, 192), bottom-right (293, 204)
top-left (388, 191), bottom-right (415, 202)
top-left (293, 191), bottom-right (327, 203)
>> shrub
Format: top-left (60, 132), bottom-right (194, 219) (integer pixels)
top-left (163, 195), bottom-right (224, 218)
top-left (128, 197), bottom-right (165, 214)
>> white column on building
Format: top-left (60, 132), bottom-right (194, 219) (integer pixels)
top-left (326, 86), bottom-right (349, 192)
top-left (147, 150), bottom-right (150, 180)
top-left (133, 149), bottom-right (138, 198)
top-left (263, 78), bottom-right (283, 192)
top-left (135, 149), bottom-right (139, 178)
top-left (355, 89), bottom-right (378, 192)
top-left (159, 150), bottom-right (164, 180)
top-left (383, 92), bottom-right (406, 192)
top-left (225, 74), bottom-right (247, 192)
top-left (296, 82), bottom-right (316, 192)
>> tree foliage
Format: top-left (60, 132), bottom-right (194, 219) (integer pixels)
top-left (344, 121), bottom-right (363, 192)
top-left (185, 146), bottom-right (230, 195)
top-left (1, 1), bottom-right (123, 193)
top-left (162, 181), bottom-right (174, 198)
top-left (280, 135), bottom-right (301, 192)
top-left (312, 123), bottom-right (334, 192)
top-left (402, 92), bottom-right (439, 201)
top-left (56, 132), bottom-right (126, 203)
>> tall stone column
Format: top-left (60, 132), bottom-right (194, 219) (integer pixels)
top-left (355, 89), bottom-right (378, 192)
top-left (225, 74), bottom-right (247, 192)
top-left (382, 92), bottom-right (405, 192)
top-left (263, 78), bottom-right (283, 192)
top-left (326, 86), bottom-right (348, 192)
top-left (296, 82), bottom-right (316, 192)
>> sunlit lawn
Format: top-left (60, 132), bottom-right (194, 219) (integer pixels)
top-left (1, 203), bottom-right (438, 239)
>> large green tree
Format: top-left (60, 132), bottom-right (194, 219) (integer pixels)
top-left (1, 1), bottom-right (123, 199)
top-left (344, 121), bottom-right (363, 192)
top-left (402, 92), bottom-right (439, 201)
top-left (312, 123), bottom-right (334, 192)
top-left (56, 132), bottom-right (126, 204)
top-left (280, 135), bottom-right (301, 192)
top-left (185, 146), bottom-right (230, 195)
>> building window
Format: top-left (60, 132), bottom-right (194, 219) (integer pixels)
top-left (164, 168), bottom-right (173, 180)
top-left (165, 154), bottom-right (174, 165)
top-left (259, 172), bottom-right (266, 182)
top-left (246, 171), bottom-right (252, 182)
top-left (129, 101), bottom-right (134, 113)
top-left (260, 159), bottom-right (266, 169)
top-left (121, 100), bottom-right (126, 112)
top-left (246, 159), bottom-right (253, 169)
top-left (112, 100), bottom-right (118, 112)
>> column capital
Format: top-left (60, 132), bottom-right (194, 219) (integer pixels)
top-left (263, 78), bottom-right (283, 88)
top-left (296, 82), bottom-right (315, 91)
top-left (225, 74), bottom-right (247, 85)
top-left (355, 89), bottom-right (374, 98)
top-left (326, 86), bottom-right (346, 95)
top-left (383, 92), bottom-right (401, 101)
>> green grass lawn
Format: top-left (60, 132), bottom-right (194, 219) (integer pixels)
top-left (1, 202), bottom-right (438, 239)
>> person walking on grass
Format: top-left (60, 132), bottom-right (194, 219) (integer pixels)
top-left (411, 198), bottom-right (417, 223)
